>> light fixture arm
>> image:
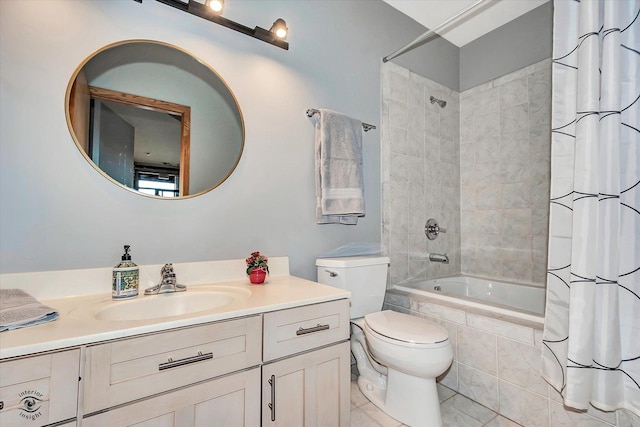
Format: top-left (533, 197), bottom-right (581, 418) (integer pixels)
top-left (150, 0), bottom-right (289, 50)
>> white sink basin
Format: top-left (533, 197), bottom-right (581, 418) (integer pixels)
top-left (92, 289), bottom-right (249, 321)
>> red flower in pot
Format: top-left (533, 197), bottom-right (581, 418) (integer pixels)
top-left (246, 251), bottom-right (269, 284)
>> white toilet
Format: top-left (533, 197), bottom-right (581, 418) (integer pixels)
top-left (316, 256), bottom-right (453, 427)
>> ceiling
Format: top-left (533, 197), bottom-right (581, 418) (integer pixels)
top-left (382, 0), bottom-right (549, 47)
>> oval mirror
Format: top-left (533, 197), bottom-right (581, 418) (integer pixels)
top-left (66, 40), bottom-right (244, 199)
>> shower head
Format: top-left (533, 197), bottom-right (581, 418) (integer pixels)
top-left (430, 96), bottom-right (447, 108)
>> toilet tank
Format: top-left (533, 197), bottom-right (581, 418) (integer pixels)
top-left (316, 256), bottom-right (390, 318)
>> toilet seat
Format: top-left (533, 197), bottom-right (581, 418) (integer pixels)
top-left (364, 310), bottom-right (449, 348)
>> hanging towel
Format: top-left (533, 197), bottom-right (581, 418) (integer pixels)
top-left (0, 289), bottom-right (59, 332)
top-left (315, 109), bottom-right (365, 224)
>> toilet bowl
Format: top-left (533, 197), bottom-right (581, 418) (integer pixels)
top-left (315, 256), bottom-right (453, 426)
top-left (351, 311), bottom-right (453, 427)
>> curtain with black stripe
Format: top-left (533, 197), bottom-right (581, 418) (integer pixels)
top-left (542, 0), bottom-right (639, 416)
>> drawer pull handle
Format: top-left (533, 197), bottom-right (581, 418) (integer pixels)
top-left (296, 323), bottom-right (330, 336)
top-left (158, 351), bottom-right (213, 371)
top-left (268, 375), bottom-right (276, 421)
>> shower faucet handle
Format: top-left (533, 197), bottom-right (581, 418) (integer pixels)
top-left (425, 218), bottom-right (446, 240)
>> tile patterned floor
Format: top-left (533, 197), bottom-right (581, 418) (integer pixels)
top-left (350, 379), bottom-right (523, 427)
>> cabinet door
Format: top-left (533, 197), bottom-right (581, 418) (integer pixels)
top-left (0, 349), bottom-right (79, 427)
top-left (83, 368), bottom-right (260, 427)
top-left (262, 342), bottom-right (350, 427)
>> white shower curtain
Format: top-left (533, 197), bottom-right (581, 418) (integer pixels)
top-left (542, 0), bottom-right (640, 416)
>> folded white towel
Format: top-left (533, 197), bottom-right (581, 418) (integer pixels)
top-left (0, 289), bottom-right (59, 332)
top-left (315, 109), bottom-right (365, 224)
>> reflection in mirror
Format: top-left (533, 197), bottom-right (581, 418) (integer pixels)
top-left (66, 40), bottom-right (244, 199)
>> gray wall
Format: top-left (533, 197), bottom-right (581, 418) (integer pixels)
top-left (0, 0), bottom-right (458, 279)
top-left (459, 2), bottom-right (553, 91)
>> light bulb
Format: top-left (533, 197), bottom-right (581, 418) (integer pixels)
top-left (208, 0), bottom-right (223, 13)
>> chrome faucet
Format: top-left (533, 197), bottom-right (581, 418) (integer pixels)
top-left (144, 263), bottom-right (187, 295)
top-left (428, 253), bottom-right (449, 264)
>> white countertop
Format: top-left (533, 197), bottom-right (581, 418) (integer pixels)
top-left (0, 275), bottom-right (350, 359)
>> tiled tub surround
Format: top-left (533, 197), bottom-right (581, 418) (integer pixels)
top-left (459, 59), bottom-right (552, 287)
top-left (382, 59), bottom-right (551, 289)
top-left (383, 290), bottom-right (640, 427)
top-left (381, 62), bottom-right (462, 286)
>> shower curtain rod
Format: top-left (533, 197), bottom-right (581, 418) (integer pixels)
top-left (383, 0), bottom-right (487, 63)
top-left (306, 109), bottom-right (377, 132)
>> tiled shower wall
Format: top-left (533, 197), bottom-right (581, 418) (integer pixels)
top-left (382, 59), bottom-right (551, 288)
top-left (381, 62), bottom-right (461, 286)
top-left (459, 60), bottom-right (551, 286)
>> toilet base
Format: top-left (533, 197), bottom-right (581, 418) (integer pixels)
top-left (357, 367), bottom-right (442, 427)
top-left (351, 325), bottom-right (444, 427)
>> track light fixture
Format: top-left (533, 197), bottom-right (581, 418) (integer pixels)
top-left (269, 18), bottom-right (288, 40)
top-left (150, 0), bottom-right (289, 50)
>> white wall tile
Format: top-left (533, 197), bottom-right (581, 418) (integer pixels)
top-left (497, 338), bottom-right (547, 395)
top-left (499, 77), bottom-right (529, 109)
top-left (499, 380), bottom-right (550, 427)
top-left (476, 184), bottom-right (502, 209)
top-left (458, 326), bottom-right (498, 375)
top-left (389, 71), bottom-right (409, 102)
top-left (501, 104), bottom-right (529, 134)
top-left (458, 364), bottom-right (499, 411)
top-left (502, 182), bottom-right (531, 209)
top-left (459, 64), bottom-right (551, 286)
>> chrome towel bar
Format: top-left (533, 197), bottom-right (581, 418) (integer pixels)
top-left (306, 109), bottom-right (376, 132)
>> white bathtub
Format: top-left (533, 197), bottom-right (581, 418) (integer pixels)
top-left (394, 275), bottom-right (545, 325)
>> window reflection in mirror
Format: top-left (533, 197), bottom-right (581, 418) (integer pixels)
top-left (66, 40), bottom-right (244, 199)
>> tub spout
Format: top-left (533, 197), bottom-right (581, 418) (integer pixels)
top-left (428, 253), bottom-right (449, 264)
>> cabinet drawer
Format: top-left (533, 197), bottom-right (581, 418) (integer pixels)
top-left (0, 349), bottom-right (79, 427)
top-left (263, 299), bottom-right (349, 361)
top-left (83, 315), bottom-right (262, 414)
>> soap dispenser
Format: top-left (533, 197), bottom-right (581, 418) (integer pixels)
top-left (112, 245), bottom-right (139, 299)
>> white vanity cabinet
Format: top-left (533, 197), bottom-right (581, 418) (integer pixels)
top-left (0, 281), bottom-right (351, 427)
top-left (262, 299), bottom-right (351, 427)
top-left (0, 349), bottom-right (80, 427)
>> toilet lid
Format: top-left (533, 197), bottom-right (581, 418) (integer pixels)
top-left (364, 310), bottom-right (448, 344)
